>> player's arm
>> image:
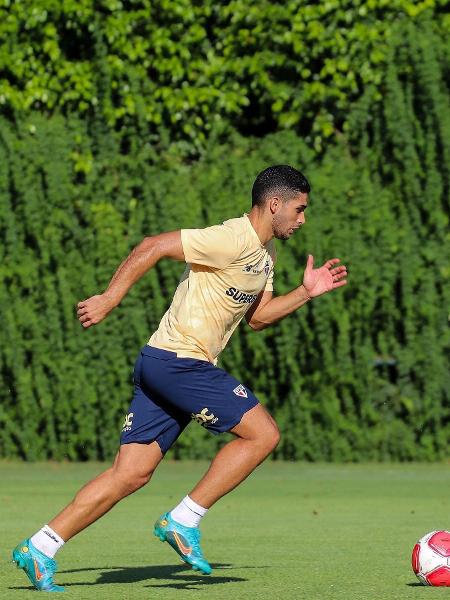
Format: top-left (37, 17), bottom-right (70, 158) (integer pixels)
top-left (246, 254), bottom-right (348, 331)
top-left (77, 231), bottom-right (184, 329)
top-left (245, 287), bottom-right (311, 331)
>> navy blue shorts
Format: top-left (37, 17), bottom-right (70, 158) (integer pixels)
top-left (120, 345), bottom-right (259, 454)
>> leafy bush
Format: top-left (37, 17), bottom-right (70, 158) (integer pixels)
top-left (1, 1), bottom-right (448, 154)
top-left (0, 12), bottom-right (448, 461)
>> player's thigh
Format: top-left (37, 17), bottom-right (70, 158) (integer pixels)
top-left (230, 403), bottom-right (280, 443)
top-left (113, 441), bottom-right (163, 478)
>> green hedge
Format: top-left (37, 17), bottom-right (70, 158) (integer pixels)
top-left (0, 14), bottom-right (448, 461)
top-left (1, 1), bottom-right (448, 154)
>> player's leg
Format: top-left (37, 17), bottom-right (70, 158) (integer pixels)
top-left (154, 404), bottom-right (278, 575)
top-left (150, 354), bottom-right (279, 574)
top-left (49, 440), bottom-right (163, 541)
top-left (12, 441), bottom-right (163, 592)
top-left (12, 344), bottom-right (188, 592)
top-left (187, 402), bottom-right (279, 508)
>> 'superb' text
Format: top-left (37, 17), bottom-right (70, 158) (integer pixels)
top-left (225, 288), bottom-right (258, 303)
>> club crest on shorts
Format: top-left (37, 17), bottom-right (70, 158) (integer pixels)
top-left (233, 384), bottom-right (248, 398)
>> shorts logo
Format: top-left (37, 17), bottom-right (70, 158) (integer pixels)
top-left (264, 260), bottom-right (270, 276)
top-left (122, 412), bottom-right (134, 432)
top-left (233, 384), bottom-right (248, 398)
top-left (191, 408), bottom-right (218, 427)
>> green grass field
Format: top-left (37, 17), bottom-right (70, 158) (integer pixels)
top-left (1, 461), bottom-right (450, 599)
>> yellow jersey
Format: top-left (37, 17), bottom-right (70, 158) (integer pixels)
top-left (149, 214), bottom-right (276, 363)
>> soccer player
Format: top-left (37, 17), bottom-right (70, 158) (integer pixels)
top-left (12, 165), bottom-right (347, 591)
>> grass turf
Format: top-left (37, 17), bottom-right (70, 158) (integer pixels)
top-left (1, 461), bottom-right (450, 599)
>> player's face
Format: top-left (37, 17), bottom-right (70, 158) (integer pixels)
top-left (272, 193), bottom-right (308, 241)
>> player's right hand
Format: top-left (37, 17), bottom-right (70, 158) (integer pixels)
top-left (76, 293), bottom-right (115, 328)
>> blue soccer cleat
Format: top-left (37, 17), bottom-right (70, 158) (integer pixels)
top-left (12, 539), bottom-right (64, 592)
top-left (153, 512), bottom-right (212, 575)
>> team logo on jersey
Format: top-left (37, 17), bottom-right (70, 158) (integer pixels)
top-left (122, 412), bottom-right (134, 432)
top-left (243, 257), bottom-right (271, 276)
top-left (191, 408), bottom-right (218, 427)
top-left (233, 384), bottom-right (248, 398)
top-left (243, 262), bottom-right (262, 274)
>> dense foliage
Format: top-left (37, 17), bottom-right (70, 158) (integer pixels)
top-left (0, 8), bottom-right (448, 461)
top-left (1, 1), bottom-right (449, 154)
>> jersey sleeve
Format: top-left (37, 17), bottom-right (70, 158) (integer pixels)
top-left (181, 224), bottom-right (240, 269)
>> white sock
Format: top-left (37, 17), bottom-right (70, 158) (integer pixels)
top-left (170, 495), bottom-right (208, 528)
top-left (30, 525), bottom-right (65, 559)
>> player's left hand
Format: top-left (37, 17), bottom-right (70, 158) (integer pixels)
top-left (302, 254), bottom-right (348, 298)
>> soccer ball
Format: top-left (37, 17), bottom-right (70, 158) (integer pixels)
top-left (412, 530), bottom-right (450, 586)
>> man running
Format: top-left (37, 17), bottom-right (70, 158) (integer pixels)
top-left (12, 165), bottom-right (347, 591)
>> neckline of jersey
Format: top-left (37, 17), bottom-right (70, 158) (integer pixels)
top-left (243, 213), bottom-right (266, 249)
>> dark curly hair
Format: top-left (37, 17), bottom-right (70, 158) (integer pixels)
top-left (252, 165), bottom-right (310, 207)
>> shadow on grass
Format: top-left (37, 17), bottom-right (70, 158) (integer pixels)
top-left (62, 563), bottom-right (246, 590)
top-left (9, 563), bottom-right (271, 591)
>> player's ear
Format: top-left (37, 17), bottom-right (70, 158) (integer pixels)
top-left (269, 197), bottom-right (281, 214)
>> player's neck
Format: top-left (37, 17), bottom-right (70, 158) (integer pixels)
top-left (246, 207), bottom-right (274, 245)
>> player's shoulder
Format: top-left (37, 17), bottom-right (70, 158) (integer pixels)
top-left (222, 215), bottom-right (277, 263)
top-left (222, 215), bottom-right (256, 247)
top-left (222, 215), bottom-right (247, 233)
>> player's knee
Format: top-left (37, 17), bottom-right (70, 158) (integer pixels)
top-left (123, 473), bottom-right (151, 495)
top-left (259, 423), bottom-right (281, 455)
top-left (129, 473), bottom-right (151, 493)
top-left (268, 425), bottom-right (281, 452)
top-left (115, 468), bottom-right (153, 495)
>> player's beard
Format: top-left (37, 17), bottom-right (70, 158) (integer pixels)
top-left (272, 213), bottom-right (291, 241)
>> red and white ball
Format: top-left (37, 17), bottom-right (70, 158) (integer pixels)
top-left (412, 530), bottom-right (450, 586)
